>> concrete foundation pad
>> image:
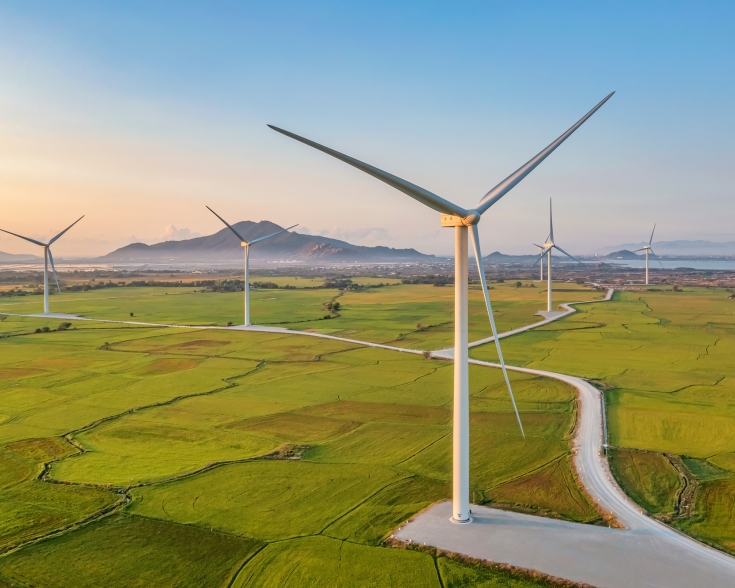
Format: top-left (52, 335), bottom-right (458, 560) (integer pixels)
top-left (395, 502), bottom-right (735, 588)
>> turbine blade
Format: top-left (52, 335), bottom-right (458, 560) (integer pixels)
top-left (476, 92), bottom-right (615, 214)
top-left (649, 223), bottom-right (656, 246)
top-left (554, 244), bottom-right (582, 263)
top-left (206, 206), bottom-right (247, 243)
top-left (0, 228), bottom-right (46, 247)
top-left (48, 216), bottom-right (85, 245)
top-left (47, 248), bottom-right (61, 292)
top-left (633, 248), bottom-right (646, 252)
top-left (470, 224), bottom-right (525, 437)
top-left (533, 246), bottom-right (552, 265)
top-left (249, 224), bottom-right (298, 245)
top-left (650, 249), bottom-right (665, 268)
top-left (549, 199), bottom-right (554, 243)
top-left (268, 125), bottom-right (469, 217)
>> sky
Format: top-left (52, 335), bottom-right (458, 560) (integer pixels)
top-left (1, 1), bottom-right (734, 257)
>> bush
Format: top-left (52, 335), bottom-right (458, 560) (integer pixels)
top-left (58, 322), bottom-right (72, 331)
top-left (402, 275), bottom-right (453, 287)
top-left (251, 281), bottom-right (279, 289)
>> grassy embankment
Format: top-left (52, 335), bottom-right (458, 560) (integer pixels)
top-left (0, 283), bottom-right (598, 587)
top-left (471, 286), bottom-right (735, 554)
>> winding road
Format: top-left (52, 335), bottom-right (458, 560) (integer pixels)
top-left (5, 286), bottom-right (735, 586)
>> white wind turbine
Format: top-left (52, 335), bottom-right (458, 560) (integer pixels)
top-left (0, 217), bottom-right (85, 315)
top-left (269, 92), bottom-right (613, 523)
top-left (533, 235), bottom-right (550, 281)
top-left (635, 224), bottom-right (663, 285)
top-left (206, 207), bottom-right (297, 326)
top-left (537, 200), bottom-right (582, 313)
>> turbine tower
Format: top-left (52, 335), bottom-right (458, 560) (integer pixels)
top-left (533, 235), bottom-right (549, 281)
top-left (269, 92), bottom-right (613, 523)
top-left (206, 207), bottom-right (297, 326)
top-left (537, 200), bottom-right (582, 312)
top-left (635, 224), bottom-right (663, 285)
top-left (0, 217), bottom-right (84, 315)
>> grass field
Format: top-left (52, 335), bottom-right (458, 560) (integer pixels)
top-left (0, 280), bottom-right (603, 350)
top-left (0, 284), bottom-right (597, 587)
top-left (471, 286), bottom-right (735, 552)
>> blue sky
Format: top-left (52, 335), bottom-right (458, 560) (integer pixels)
top-left (1, 1), bottom-right (734, 256)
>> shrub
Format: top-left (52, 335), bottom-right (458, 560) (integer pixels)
top-left (58, 322), bottom-right (72, 331)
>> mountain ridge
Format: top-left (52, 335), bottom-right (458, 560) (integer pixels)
top-left (99, 220), bottom-right (434, 263)
top-left (0, 251), bottom-right (42, 262)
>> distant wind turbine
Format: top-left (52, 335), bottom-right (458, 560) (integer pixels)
top-left (635, 224), bottom-right (663, 285)
top-left (206, 207), bottom-right (297, 326)
top-left (533, 235), bottom-right (550, 281)
top-left (536, 200), bottom-right (582, 312)
top-left (0, 217), bottom-right (84, 314)
top-left (269, 91), bottom-right (613, 523)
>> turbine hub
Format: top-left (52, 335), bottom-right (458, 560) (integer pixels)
top-left (440, 210), bottom-right (480, 227)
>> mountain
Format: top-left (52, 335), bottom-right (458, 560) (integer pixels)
top-left (483, 251), bottom-right (541, 264)
top-left (482, 251), bottom-right (583, 264)
top-left (0, 251), bottom-right (41, 262)
top-left (598, 240), bottom-right (735, 256)
top-left (603, 250), bottom-right (641, 260)
top-left (99, 221), bottom-right (435, 263)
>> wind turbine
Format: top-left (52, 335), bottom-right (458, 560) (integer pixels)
top-left (269, 92), bottom-right (613, 523)
top-left (0, 217), bottom-right (84, 315)
top-left (533, 235), bottom-right (550, 281)
top-left (206, 207), bottom-right (297, 326)
top-left (537, 200), bottom-right (582, 313)
top-left (635, 224), bottom-right (663, 285)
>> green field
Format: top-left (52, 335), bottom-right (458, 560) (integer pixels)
top-left (0, 284), bottom-right (597, 587)
top-left (471, 286), bottom-right (735, 553)
top-left (0, 280), bottom-right (602, 350)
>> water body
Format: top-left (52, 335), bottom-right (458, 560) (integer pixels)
top-left (601, 259), bottom-right (735, 271)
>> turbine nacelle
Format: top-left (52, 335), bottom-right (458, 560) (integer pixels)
top-left (440, 211), bottom-right (481, 227)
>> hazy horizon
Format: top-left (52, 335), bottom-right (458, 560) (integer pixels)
top-left (2, 2), bottom-right (734, 258)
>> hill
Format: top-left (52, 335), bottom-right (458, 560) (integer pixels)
top-left (604, 250), bottom-right (641, 260)
top-left (598, 240), bottom-right (735, 256)
top-left (0, 251), bottom-right (41, 262)
top-left (99, 221), bottom-right (434, 263)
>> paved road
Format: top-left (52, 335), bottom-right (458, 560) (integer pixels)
top-left (408, 289), bottom-right (735, 586)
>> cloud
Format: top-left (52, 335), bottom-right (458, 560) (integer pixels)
top-left (162, 225), bottom-right (201, 241)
